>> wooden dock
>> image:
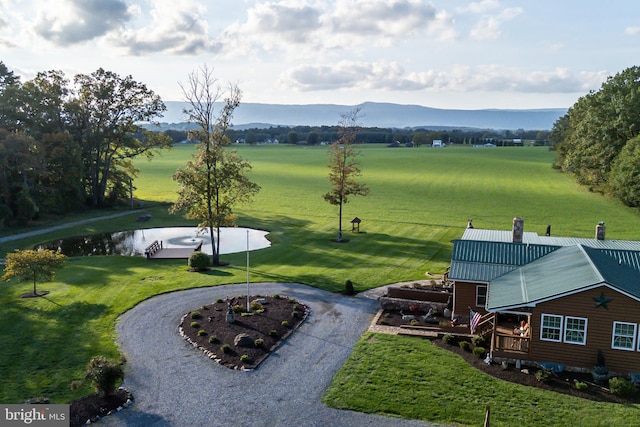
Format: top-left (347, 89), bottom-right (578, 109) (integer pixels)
top-left (145, 240), bottom-right (202, 260)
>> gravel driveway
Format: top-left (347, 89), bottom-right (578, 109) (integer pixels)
top-left (100, 282), bottom-right (433, 427)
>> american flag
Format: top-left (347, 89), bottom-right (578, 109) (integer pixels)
top-left (470, 309), bottom-right (482, 334)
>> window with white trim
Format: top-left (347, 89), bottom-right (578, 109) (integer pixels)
top-left (540, 314), bottom-right (562, 342)
top-left (564, 316), bottom-right (587, 345)
top-left (612, 322), bottom-right (636, 351)
top-left (476, 285), bottom-right (487, 307)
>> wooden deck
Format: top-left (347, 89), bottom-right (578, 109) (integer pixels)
top-left (145, 240), bottom-right (203, 260)
top-left (148, 248), bottom-right (200, 259)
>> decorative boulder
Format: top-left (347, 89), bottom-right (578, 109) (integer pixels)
top-left (234, 333), bottom-right (254, 347)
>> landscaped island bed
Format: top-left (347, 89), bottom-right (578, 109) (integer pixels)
top-left (179, 294), bottom-right (308, 370)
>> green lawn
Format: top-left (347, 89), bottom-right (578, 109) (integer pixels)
top-left (323, 334), bottom-right (640, 427)
top-left (2, 144), bottom-right (640, 425)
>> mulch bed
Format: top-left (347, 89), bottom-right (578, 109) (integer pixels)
top-left (433, 339), bottom-right (640, 404)
top-left (379, 308), bottom-right (640, 404)
top-left (179, 294), bottom-right (308, 370)
top-left (69, 388), bottom-right (132, 427)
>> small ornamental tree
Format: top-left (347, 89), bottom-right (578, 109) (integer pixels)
top-left (323, 107), bottom-right (369, 242)
top-left (1, 249), bottom-right (66, 296)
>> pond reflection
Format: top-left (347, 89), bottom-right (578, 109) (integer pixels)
top-left (36, 227), bottom-right (271, 257)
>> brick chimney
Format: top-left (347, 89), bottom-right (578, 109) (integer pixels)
top-left (596, 222), bottom-right (606, 240)
top-left (512, 217), bottom-right (524, 243)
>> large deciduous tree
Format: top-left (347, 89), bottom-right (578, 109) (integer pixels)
top-left (2, 249), bottom-right (66, 296)
top-left (552, 66), bottom-right (640, 193)
top-left (69, 68), bottom-right (171, 207)
top-left (171, 66), bottom-right (260, 266)
top-left (610, 135), bottom-right (640, 207)
top-left (0, 130), bottom-right (47, 225)
top-left (323, 107), bottom-right (369, 242)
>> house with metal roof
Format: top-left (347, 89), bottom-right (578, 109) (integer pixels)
top-left (448, 218), bottom-right (640, 374)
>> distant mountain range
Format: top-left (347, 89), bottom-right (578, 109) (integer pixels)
top-left (159, 101), bottom-right (567, 131)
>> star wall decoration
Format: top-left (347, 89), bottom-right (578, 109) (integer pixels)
top-left (593, 292), bottom-right (612, 310)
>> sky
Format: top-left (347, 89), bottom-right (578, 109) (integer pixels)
top-left (1, 0), bottom-right (639, 110)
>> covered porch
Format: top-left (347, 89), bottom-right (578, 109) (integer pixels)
top-left (474, 311), bottom-right (532, 360)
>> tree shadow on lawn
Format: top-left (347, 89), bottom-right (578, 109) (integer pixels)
top-left (0, 298), bottom-right (110, 401)
top-left (250, 229), bottom-right (451, 269)
top-left (192, 269), bottom-right (233, 277)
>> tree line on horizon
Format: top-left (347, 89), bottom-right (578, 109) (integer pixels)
top-left (163, 123), bottom-right (550, 147)
top-left (550, 66), bottom-right (640, 208)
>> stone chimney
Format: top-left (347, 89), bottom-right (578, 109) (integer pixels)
top-left (512, 217), bottom-right (524, 243)
top-left (596, 222), bottom-right (606, 240)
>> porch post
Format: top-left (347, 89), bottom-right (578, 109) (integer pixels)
top-left (490, 312), bottom-right (497, 357)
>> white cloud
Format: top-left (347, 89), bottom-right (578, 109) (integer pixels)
top-left (215, 1), bottom-right (323, 57)
top-left (328, 0), bottom-right (436, 38)
top-left (32, 0), bottom-right (133, 45)
top-left (625, 26), bottom-right (640, 35)
top-left (218, 0), bottom-right (442, 56)
top-left (110, 0), bottom-right (215, 55)
top-left (428, 11), bottom-right (459, 42)
top-left (469, 7), bottom-right (522, 40)
top-left (283, 61), bottom-right (606, 94)
top-left (457, 0), bottom-right (500, 14)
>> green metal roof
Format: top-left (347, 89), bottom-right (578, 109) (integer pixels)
top-left (486, 245), bottom-right (640, 311)
top-left (448, 240), bottom-right (560, 283)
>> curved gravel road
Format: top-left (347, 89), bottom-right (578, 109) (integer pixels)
top-left (100, 282), bottom-right (434, 427)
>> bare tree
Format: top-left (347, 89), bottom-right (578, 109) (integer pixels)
top-left (171, 66), bottom-right (259, 265)
top-left (323, 107), bottom-right (369, 242)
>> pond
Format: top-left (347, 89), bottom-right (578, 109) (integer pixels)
top-left (36, 227), bottom-right (271, 257)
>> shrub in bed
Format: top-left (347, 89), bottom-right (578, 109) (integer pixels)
top-left (609, 377), bottom-right (636, 397)
top-left (472, 346), bottom-right (486, 359)
top-left (188, 251), bottom-right (211, 271)
top-left (442, 333), bottom-right (455, 344)
top-left (471, 335), bottom-right (486, 347)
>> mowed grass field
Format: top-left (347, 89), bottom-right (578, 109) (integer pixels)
top-left (2, 143), bottom-right (640, 425)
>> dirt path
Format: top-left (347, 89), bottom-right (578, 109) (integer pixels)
top-left (0, 210), bottom-right (144, 244)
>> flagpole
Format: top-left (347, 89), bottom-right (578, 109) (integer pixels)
top-left (246, 229), bottom-right (250, 312)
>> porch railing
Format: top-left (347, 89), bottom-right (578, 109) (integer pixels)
top-left (493, 331), bottom-right (530, 353)
top-left (475, 312), bottom-right (495, 338)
